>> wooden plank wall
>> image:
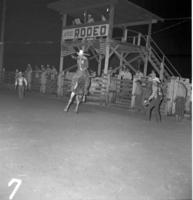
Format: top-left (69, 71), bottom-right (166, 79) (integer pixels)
top-left (110, 78), bottom-right (133, 107)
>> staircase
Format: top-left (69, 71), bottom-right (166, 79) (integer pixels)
top-left (140, 35), bottom-right (181, 80)
top-left (113, 29), bottom-right (182, 80)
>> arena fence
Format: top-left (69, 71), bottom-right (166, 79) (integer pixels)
top-left (0, 70), bottom-right (191, 116)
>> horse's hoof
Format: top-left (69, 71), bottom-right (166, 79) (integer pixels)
top-left (64, 108), bottom-right (68, 112)
top-left (75, 109), bottom-right (79, 114)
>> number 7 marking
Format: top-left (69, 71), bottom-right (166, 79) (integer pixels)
top-left (8, 178), bottom-right (22, 200)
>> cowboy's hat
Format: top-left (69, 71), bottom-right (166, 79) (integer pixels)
top-left (152, 77), bottom-right (161, 83)
top-left (76, 49), bottom-right (89, 57)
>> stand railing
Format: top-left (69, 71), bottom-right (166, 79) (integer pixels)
top-left (149, 37), bottom-right (181, 78)
top-left (114, 28), bottom-right (181, 79)
top-left (96, 31), bottom-right (177, 80)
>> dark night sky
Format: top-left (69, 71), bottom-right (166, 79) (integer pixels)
top-left (0, 0), bottom-right (191, 78)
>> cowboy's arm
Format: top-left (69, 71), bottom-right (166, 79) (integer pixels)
top-left (24, 78), bottom-right (28, 86)
top-left (15, 79), bottom-right (18, 88)
top-left (15, 79), bottom-right (17, 86)
top-left (148, 87), bottom-right (157, 101)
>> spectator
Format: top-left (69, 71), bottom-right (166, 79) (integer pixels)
top-left (40, 68), bottom-right (47, 94)
top-left (174, 81), bottom-right (187, 121)
top-left (174, 96), bottom-right (186, 121)
top-left (15, 72), bottom-right (27, 99)
top-left (87, 14), bottom-right (94, 23)
top-left (123, 68), bottom-right (132, 80)
top-left (40, 64), bottom-right (45, 71)
top-left (35, 65), bottom-right (41, 79)
top-left (108, 67), bottom-right (113, 76)
top-left (73, 18), bottom-right (82, 25)
top-left (89, 69), bottom-right (96, 77)
top-left (135, 70), bottom-right (143, 80)
top-left (46, 64), bottom-right (51, 78)
top-left (25, 64), bottom-right (33, 91)
top-left (148, 70), bottom-right (156, 80)
top-left (15, 69), bottom-right (19, 80)
top-left (50, 66), bottom-right (58, 80)
top-left (57, 70), bottom-right (64, 97)
top-left (118, 67), bottom-right (125, 79)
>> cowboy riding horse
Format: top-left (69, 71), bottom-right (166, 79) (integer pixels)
top-left (64, 50), bottom-right (90, 113)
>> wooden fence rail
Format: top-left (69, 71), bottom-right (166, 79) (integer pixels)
top-left (1, 71), bottom-right (189, 116)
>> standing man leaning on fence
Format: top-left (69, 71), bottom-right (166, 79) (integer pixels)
top-left (174, 80), bottom-right (187, 121)
top-left (40, 68), bottom-right (47, 94)
top-left (51, 65), bottom-right (58, 80)
top-left (15, 72), bottom-right (27, 99)
top-left (25, 64), bottom-right (33, 91)
top-left (34, 65), bottom-right (41, 79)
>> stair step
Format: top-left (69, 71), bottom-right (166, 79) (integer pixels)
top-left (109, 103), bottom-right (131, 109)
top-left (115, 100), bottom-right (131, 105)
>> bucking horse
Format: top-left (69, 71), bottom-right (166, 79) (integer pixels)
top-left (64, 50), bottom-right (90, 113)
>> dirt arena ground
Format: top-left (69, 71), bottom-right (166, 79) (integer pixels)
top-left (0, 90), bottom-right (191, 200)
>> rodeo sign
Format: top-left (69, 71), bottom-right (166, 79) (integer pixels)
top-left (62, 24), bottom-right (109, 40)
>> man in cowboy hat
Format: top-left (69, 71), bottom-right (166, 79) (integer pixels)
top-left (146, 73), bottom-right (163, 122)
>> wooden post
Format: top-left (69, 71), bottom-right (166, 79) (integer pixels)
top-left (59, 14), bottom-right (67, 72)
top-left (137, 33), bottom-right (141, 46)
top-left (143, 52), bottom-right (148, 76)
top-left (132, 37), bottom-right (136, 45)
top-left (159, 56), bottom-right (165, 81)
top-left (104, 45), bottom-right (110, 74)
top-left (83, 10), bottom-right (87, 24)
top-left (98, 54), bottom-right (102, 76)
top-left (122, 27), bottom-right (128, 42)
top-left (120, 52), bottom-right (124, 70)
top-left (131, 77), bottom-right (137, 108)
top-left (143, 21), bottom-right (152, 76)
top-left (146, 22), bottom-right (152, 48)
top-left (104, 4), bottom-right (115, 74)
top-left (0, 0), bottom-right (6, 71)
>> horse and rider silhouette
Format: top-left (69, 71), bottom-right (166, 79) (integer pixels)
top-left (64, 49), bottom-right (90, 113)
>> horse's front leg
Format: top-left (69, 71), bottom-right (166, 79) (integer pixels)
top-left (82, 94), bottom-right (86, 102)
top-left (75, 95), bottom-right (82, 113)
top-left (64, 92), bottom-right (75, 112)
